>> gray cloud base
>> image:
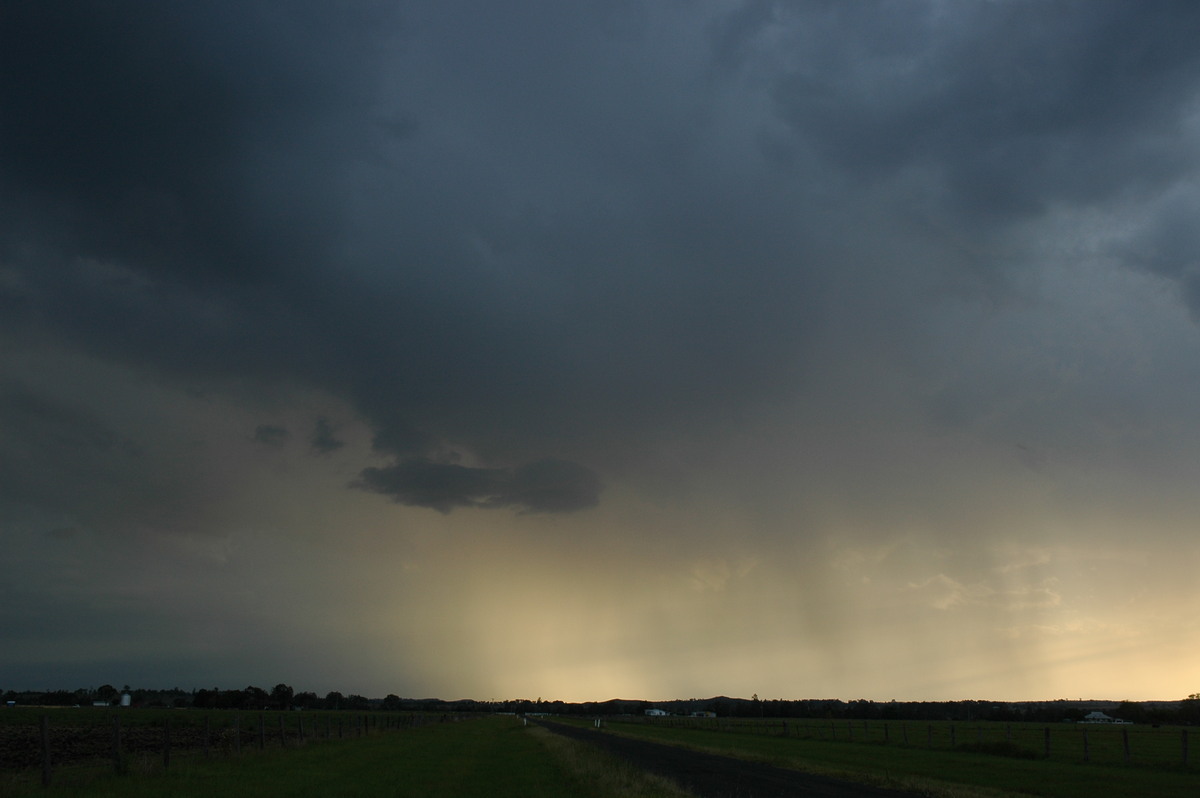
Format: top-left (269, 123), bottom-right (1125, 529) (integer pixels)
top-left (3, 1), bottom-right (1200, 698)
top-left (5, 0), bottom-right (1199, 484)
top-left (354, 457), bottom-right (601, 514)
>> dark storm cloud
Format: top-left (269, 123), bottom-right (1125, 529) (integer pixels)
top-left (0, 387), bottom-right (124, 455)
top-left (1117, 193), bottom-right (1200, 316)
top-left (354, 458), bottom-right (601, 514)
top-left (0, 0), bottom-right (395, 283)
top-left (3, 0), bottom-right (1200, 523)
top-left (354, 460), bottom-right (504, 514)
top-left (5, 0), bottom-right (1200, 703)
top-left (0, 0), bottom-right (400, 392)
top-left (503, 459), bottom-right (604, 513)
top-left (0, 378), bottom-right (239, 540)
top-left (766, 1), bottom-right (1200, 220)
top-left (253, 425), bottom-right (289, 448)
top-left (0, 385), bottom-right (135, 513)
top-left (309, 417), bottom-right (345, 455)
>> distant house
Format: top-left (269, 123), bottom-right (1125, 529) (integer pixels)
top-left (1081, 711), bottom-right (1131, 724)
top-left (1082, 712), bottom-right (1114, 723)
top-left (645, 708), bottom-right (668, 717)
top-left (690, 711), bottom-right (716, 718)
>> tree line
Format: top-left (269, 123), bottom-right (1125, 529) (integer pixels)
top-left (6, 686), bottom-right (1199, 725)
top-left (2, 684), bottom-right (386, 711)
top-left (643, 695), bottom-right (1200, 725)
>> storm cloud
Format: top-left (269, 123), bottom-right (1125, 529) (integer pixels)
top-left (354, 457), bottom-right (600, 514)
top-left (2, 1), bottom-right (1200, 701)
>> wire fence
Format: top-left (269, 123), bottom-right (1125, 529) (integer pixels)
top-left (627, 715), bottom-right (1195, 770)
top-left (2, 710), bottom-right (464, 788)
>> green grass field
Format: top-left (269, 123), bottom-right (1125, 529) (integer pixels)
top-left (572, 717), bottom-right (1200, 798)
top-left (670, 715), bottom-right (1193, 769)
top-left (0, 715), bottom-right (687, 798)
top-left (5, 709), bottom-right (1198, 797)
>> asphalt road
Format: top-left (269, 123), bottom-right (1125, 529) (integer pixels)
top-left (536, 720), bottom-right (924, 798)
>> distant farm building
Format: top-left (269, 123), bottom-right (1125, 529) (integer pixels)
top-left (645, 708), bottom-right (668, 716)
top-left (1081, 711), bottom-right (1131, 724)
top-left (690, 711), bottom-right (717, 718)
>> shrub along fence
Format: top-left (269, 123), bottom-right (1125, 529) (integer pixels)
top-left (3, 710), bottom-right (458, 787)
top-left (631, 715), bottom-right (1195, 770)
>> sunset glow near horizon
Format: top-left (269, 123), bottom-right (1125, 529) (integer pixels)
top-left (3, 1), bottom-right (1200, 704)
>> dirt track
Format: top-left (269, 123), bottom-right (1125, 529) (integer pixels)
top-left (536, 720), bottom-right (923, 798)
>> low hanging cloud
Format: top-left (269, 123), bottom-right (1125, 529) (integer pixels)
top-left (253, 425), bottom-right (289, 448)
top-left (353, 457), bottom-right (601, 514)
top-left (309, 417), bottom-right (345, 455)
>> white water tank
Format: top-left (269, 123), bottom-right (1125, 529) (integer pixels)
top-left (120, 693), bottom-right (131, 707)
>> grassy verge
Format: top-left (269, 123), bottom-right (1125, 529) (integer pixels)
top-left (527, 723), bottom-right (693, 797)
top-left (575, 720), bottom-right (1200, 798)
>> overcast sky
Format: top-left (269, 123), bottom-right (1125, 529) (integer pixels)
top-left (3, 0), bottom-right (1200, 702)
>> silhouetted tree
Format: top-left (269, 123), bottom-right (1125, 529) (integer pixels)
top-left (244, 685), bottom-right (270, 709)
top-left (293, 691), bottom-right (320, 710)
top-left (1181, 694), bottom-right (1200, 725)
top-left (271, 683), bottom-right (294, 710)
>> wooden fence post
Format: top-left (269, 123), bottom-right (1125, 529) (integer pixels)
top-left (1043, 727), bottom-right (1050, 758)
top-left (927, 725), bottom-right (932, 748)
top-left (234, 713), bottom-right (241, 754)
top-left (279, 714), bottom-right (286, 747)
top-left (163, 718), bottom-right (171, 769)
top-left (203, 715), bottom-right (211, 758)
top-left (1183, 729), bottom-right (1189, 767)
top-left (950, 725), bottom-right (956, 747)
top-left (884, 723), bottom-right (889, 743)
top-left (112, 716), bottom-right (122, 773)
top-left (259, 714), bottom-right (265, 749)
top-left (40, 715), bottom-right (51, 787)
top-left (1122, 727), bottom-right (1130, 763)
top-left (1082, 727), bottom-right (1089, 763)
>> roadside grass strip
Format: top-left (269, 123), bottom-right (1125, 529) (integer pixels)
top-left (579, 719), bottom-right (1200, 798)
top-left (527, 723), bottom-right (694, 798)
